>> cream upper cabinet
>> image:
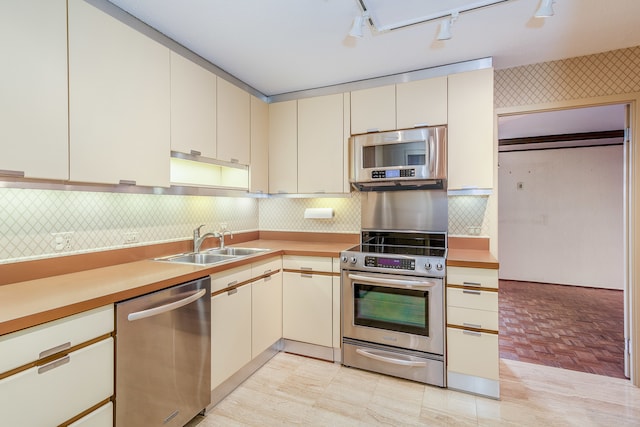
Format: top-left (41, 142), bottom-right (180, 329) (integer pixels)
top-left (0, 0), bottom-right (68, 180)
top-left (217, 78), bottom-right (250, 165)
top-left (447, 68), bottom-right (494, 189)
top-left (250, 96), bottom-right (269, 194)
top-left (170, 52), bottom-right (217, 159)
top-left (68, 0), bottom-right (170, 187)
top-left (268, 100), bottom-right (298, 194)
top-left (396, 76), bottom-right (448, 129)
top-left (298, 94), bottom-right (345, 194)
top-left (350, 85), bottom-right (396, 134)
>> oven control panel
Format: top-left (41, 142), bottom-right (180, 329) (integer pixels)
top-left (364, 256), bottom-right (415, 270)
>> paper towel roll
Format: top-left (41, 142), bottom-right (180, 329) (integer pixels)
top-left (304, 208), bottom-right (334, 219)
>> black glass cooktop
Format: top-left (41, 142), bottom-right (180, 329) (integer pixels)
top-left (346, 230), bottom-right (447, 258)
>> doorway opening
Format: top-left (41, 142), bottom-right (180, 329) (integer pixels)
top-left (497, 103), bottom-right (629, 379)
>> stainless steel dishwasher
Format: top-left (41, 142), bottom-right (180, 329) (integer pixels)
top-left (115, 276), bottom-right (211, 426)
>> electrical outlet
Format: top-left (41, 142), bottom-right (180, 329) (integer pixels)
top-left (52, 232), bottom-right (73, 252)
top-left (123, 231), bottom-right (139, 244)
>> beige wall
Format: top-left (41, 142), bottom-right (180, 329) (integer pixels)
top-left (494, 45), bottom-right (640, 386)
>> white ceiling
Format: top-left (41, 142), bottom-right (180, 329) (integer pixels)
top-left (106, 0), bottom-right (640, 96)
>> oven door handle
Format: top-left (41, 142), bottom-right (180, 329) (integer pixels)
top-left (348, 273), bottom-right (438, 290)
top-left (356, 348), bottom-right (428, 367)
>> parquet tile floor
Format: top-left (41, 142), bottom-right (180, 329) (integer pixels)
top-left (499, 279), bottom-right (626, 379)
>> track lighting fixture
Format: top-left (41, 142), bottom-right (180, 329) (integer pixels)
top-left (437, 12), bottom-right (458, 41)
top-left (349, 12), bottom-right (369, 38)
top-left (534, 0), bottom-right (555, 18)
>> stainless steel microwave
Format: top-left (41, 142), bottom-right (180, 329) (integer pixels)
top-left (349, 126), bottom-right (447, 191)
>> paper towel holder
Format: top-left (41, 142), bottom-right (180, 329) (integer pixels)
top-left (304, 207), bottom-right (334, 219)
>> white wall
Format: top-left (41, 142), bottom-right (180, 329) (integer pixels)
top-left (498, 145), bottom-right (624, 289)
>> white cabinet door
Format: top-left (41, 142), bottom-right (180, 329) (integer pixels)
top-left (282, 272), bottom-right (333, 347)
top-left (268, 100), bottom-right (297, 194)
top-left (396, 76), bottom-right (448, 129)
top-left (0, 0), bottom-right (68, 180)
top-left (298, 94), bottom-right (345, 194)
top-left (251, 271), bottom-right (282, 358)
top-left (68, 0), bottom-right (170, 187)
top-left (217, 78), bottom-right (250, 165)
top-left (250, 95), bottom-right (269, 194)
top-left (350, 85), bottom-right (396, 134)
top-left (211, 285), bottom-right (252, 390)
top-left (170, 51), bottom-right (217, 159)
top-left (447, 68), bottom-right (494, 189)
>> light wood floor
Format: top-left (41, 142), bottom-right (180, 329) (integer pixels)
top-left (190, 352), bottom-right (640, 426)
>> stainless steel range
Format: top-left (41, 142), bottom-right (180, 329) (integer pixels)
top-left (341, 229), bottom-right (447, 387)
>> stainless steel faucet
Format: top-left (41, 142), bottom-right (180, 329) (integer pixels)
top-left (193, 224), bottom-right (221, 253)
top-left (217, 223), bottom-right (233, 249)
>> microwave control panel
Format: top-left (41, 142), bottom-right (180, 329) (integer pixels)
top-left (364, 256), bottom-right (415, 270)
top-left (371, 169), bottom-right (416, 179)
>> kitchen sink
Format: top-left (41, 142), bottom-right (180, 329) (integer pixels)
top-left (154, 247), bottom-right (270, 266)
top-left (205, 247), bottom-right (270, 256)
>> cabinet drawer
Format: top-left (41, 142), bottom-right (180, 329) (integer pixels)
top-left (0, 305), bottom-right (114, 374)
top-left (447, 306), bottom-right (498, 331)
top-left (0, 337), bottom-right (114, 427)
top-left (252, 256), bottom-right (282, 278)
top-left (283, 255), bottom-right (332, 273)
top-left (210, 265), bottom-right (252, 293)
top-left (447, 327), bottom-right (499, 380)
top-left (447, 288), bottom-right (498, 312)
top-left (332, 257), bottom-right (341, 273)
top-left (447, 266), bottom-right (498, 289)
top-left (69, 401), bottom-right (113, 427)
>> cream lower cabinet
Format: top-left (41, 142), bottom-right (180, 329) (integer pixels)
top-left (251, 258), bottom-right (283, 358)
top-left (210, 266), bottom-right (253, 390)
top-left (446, 266), bottom-right (499, 398)
top-left (282, 256), bottom-right (337, 360)
top-left (0, 305), bottom-right (114, 427)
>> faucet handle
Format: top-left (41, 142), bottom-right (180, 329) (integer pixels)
top-left (194, 224), bottom-right (205, 238)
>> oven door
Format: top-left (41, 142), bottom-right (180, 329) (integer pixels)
top-left (342, 270), bottom-right (444, 355)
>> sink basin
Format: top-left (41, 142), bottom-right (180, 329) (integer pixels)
top-left (154, 247), bottom-right (270, 266)
top-left (155, 253), bottom-right (236, 265)
top-left (205, 247), bottom-right (270, 256)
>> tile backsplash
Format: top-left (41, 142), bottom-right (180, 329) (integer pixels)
top-left (0, 188), bottom-right (490, 263)
top-left (0, 188), bottom-right (258, 263)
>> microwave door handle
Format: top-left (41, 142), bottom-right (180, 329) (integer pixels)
top-left (428, 134), bottom-right (435, 174)
top-left (347, 273), bottom-right (437, 290)
top-left (356, 348), bottom-right (427, 367)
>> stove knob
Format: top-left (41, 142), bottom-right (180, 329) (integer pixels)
top-left (425, 262), bottom-right (432, 271)
top-left (341, 256), bottom-right (348, 263)
top-left (436, 263), bottom-right (444, 271)
top-left (349, 257), bottom-right (358, 265)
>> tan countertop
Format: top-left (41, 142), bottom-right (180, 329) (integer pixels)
top-left (0, 237), bottom-right (497, 336)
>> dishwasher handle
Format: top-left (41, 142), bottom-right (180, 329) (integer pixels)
top-left (127, 288), bottom-right (207, 321)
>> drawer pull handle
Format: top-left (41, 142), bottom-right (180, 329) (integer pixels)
top-left (0, 169), bottom-right (25, 178)
top-left (463, 322), bottom-right (482, 329)
top-left (39, 342), bottom-right (71, 359)
top-left (227, 288), bottom-right (238, 296)
top-left (301, 267), bottom-right (313, 278)
top-left (462, 290), bottom-right (482, 295)
top-left (190, 149), bottom-right (202, 156)
top-left (38, 355), bottom-right (70, 374)
top-left (264, 269), bottom-right (272, 274)
top-left (119, 179), bottom-right (136, 186)
top-left (264, 275), bottom-right (272, 282)
top-left (463, 281), bottom-right (482, 287)
top-left (227, 280), bottom-right (238, 287)
top-left (463, 330), bottom-right (482, 337)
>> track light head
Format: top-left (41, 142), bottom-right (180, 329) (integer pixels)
top-left (534, 0), bottom-right (555, 18)
top-left (349, 12), bottom-right (369, 38)
top-left (437, 11), bottom-right (458, 41)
